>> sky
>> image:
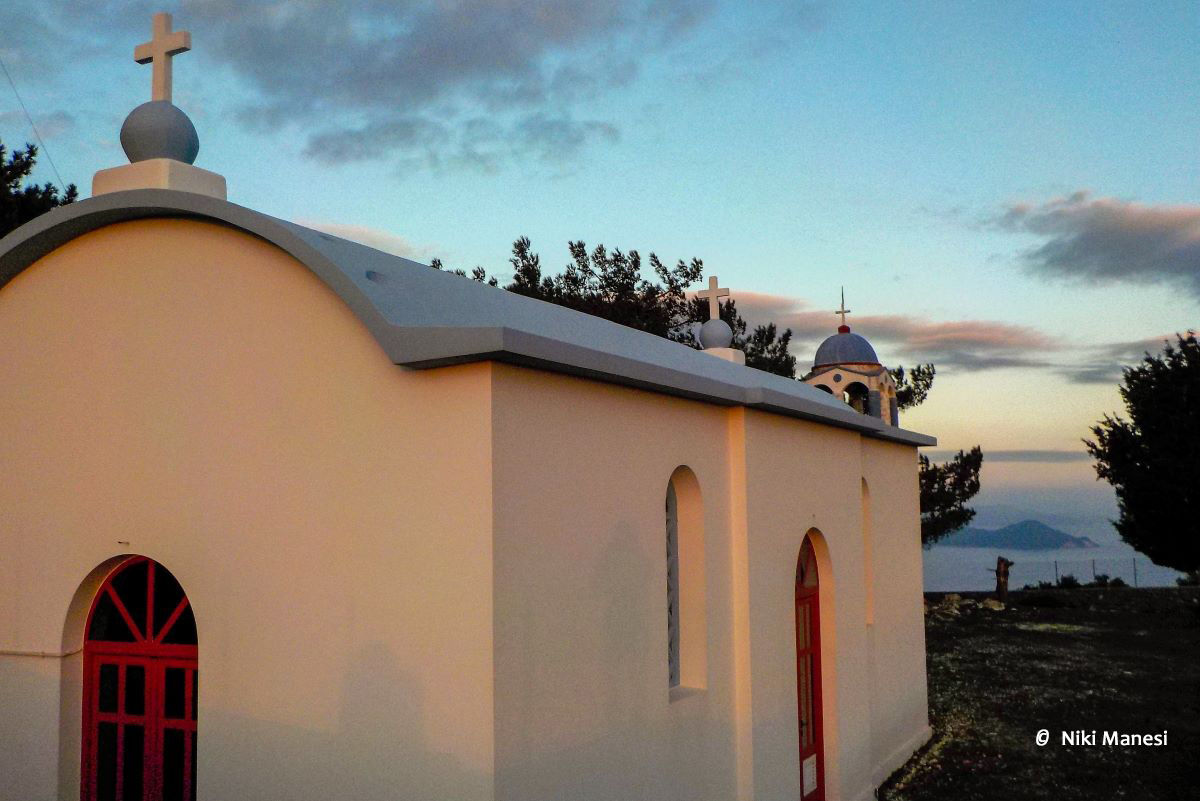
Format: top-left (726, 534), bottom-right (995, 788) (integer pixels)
top-left (3, 1), bottom-right (1197, 536)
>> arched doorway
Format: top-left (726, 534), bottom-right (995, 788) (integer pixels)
top-left (796, 537), bottom-right (824, 800)
top-left (82, 557), bottom-right (198, 801)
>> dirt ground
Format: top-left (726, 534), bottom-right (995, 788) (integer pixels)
top-left (878, 586), bottom-right (1200, 801)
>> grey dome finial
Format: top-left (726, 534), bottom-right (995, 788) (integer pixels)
top-left (694, 274), bottom-right (745, 364)
top-left (120, 101), bottom-right (199, 164)
top-left (699, 318), bottom-right (734, 349)
top-left (121, 12), bottom-right (198, 164)
top-left (92, 12), bottom-right (226, 198)
top-left (697, 274), bottom-right (734, 349)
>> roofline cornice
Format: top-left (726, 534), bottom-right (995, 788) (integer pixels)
top-left (0, 190), bottom-right (936, 448)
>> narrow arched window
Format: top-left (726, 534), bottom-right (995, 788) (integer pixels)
top-left (862, 478), bottom-right (874, 625)
top-left (666, 482), bottom-right (681, 688)
top-left (83, 556), bottom-right (198, 801)
top-left (666, 467), bottom-right (706, 694)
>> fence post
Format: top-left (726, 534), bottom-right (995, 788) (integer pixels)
top-left (1133, 558), bottom-right (1138, 588)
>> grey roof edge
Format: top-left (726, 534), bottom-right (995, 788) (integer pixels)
top-left (0, 190), bottom-right (936, 448)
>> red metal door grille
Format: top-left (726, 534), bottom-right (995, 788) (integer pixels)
top-left (796, 539), bottom-right (824, 801)
top-left (82, 557), bottom-right (197, 801)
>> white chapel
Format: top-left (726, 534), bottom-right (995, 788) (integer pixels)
top-left (0, 14), bottom-right (936, 801)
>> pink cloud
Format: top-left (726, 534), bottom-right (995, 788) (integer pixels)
top-left (727, 290), bottom-right (1057, 371)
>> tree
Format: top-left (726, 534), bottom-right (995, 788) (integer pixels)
top-left (888, 362), bottom-right (983, 546)
top-left (889, 363), bottom-right (936, 410)
top-left (437, 237), bottom-right (979, 545)
top-left (434, 237), bottom-right (796, 375)
top-left (1084, 332), bottom-right (1199, 573)
top-left (890, 363), bottom-right (982, 546)
top-left (2, 140), bottom-right (77, 238)
top-left (918, 446), bottom-right (983, 546)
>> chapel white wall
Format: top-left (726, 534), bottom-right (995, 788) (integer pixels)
top-left (489, 371), bottom-right (930, 801)
top-left (861, 439), bottom-right (931, 787)
top-left (489, 365), bottom-right (739, 801)
top-left (739, 412), bottom-right (930, 801)
top-left (0, 220), bottom-right (496, 801)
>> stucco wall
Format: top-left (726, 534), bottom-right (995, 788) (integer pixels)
top-left (490, 370), bottom-right (929, 801)
top-left (0, 220), bottom-right (496, 801)
top-left (738, 412), bottom-right (930, 801)
top-left (861, 439), bottom-right (931, 787)
top-left (490, 365), bottom-right (738, 801)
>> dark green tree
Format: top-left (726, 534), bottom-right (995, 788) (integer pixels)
top-left (886, 363), bottom-right (983, 546)
top-left (1084, 332), bottom-right (1199, 573)
top-left (889, 363), bottom-right (936, 410)
top-left (437, 237), bottom-right (798, 376)
top-left (2, 141), bottom-right (77, 238)
top-left (918, 446), bottom-right (983, 546)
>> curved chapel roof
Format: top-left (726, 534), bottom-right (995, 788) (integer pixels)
top-left (0, 189), bottom-right (934, 447)
top-left (813, 329), bottom-right (881, 369)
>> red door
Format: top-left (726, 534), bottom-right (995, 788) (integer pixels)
top-left (796, 538), bottom-right (824, 801)
top-left (82, 557), bottom-right (198, 801)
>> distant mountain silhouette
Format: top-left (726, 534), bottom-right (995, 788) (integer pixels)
top-left (942, 519), bottom-right (1099, 550)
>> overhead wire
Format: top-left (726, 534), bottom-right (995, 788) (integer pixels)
top-left (0, 53), bottom-right (69, 193)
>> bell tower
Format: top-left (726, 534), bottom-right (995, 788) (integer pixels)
top-left (802, 290), bottom-right (898, 426)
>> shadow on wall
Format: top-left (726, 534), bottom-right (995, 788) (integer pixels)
top-left (1, 657), bottom-right (64, 795)
top-left (498, 522), bottom-right (734, 801)
top-left (205, 640), bottom-right (488, 801)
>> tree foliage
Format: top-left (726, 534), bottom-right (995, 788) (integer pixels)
top-left (506, 237), bottom-right (704, 342)
top-left (918, 446), bottom-right (983, 546)
top-left (1084, 332), bottom-right (1199, 572)
top-left (1, 140), bottom-right (77, 238)
top-left (886, 363), bottom-right (984, 545)
top-left (889, 363), bottom-right (936, 410)
top-left (435, 237), bottom-right (797, 376)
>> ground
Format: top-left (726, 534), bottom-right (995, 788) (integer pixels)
top-left (879, 587), bottom-right (1200, 801)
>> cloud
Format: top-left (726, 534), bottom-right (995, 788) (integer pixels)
top-left (0, 110), bottom-right (75, 139)
top-left (997, 191), bottom-right (1200, 299)
top-left (0, 1), bottom-right (686, 169)
top-left (924, 449), bottom-right (1092, 463)
top-left (181, 0), bottom-right (712, 170)
top-left (1059, 333), bottom-right (1182, 385)
top-left (730, 290), bottom-right (1058, 371)
top-left (296, 219), bottom-right (433, 260)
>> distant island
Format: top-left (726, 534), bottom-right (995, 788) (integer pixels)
top-left (942, 519), bottom-right (1099, 550)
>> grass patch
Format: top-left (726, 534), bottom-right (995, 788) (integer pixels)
top-left (879, 588), bottom-right (1200, 800)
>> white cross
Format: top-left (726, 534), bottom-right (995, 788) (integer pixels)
top-left (134, 12), bottom-right (191, 103)
top-left (697, 275), bottom-right (730, 321)
top-left (835, 287), bottom-right (851, 327)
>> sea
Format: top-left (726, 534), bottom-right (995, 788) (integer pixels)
top-left (923, 540), bottom-right (1184, 592)
top-left (913, 462), bottom-right (1186, 592)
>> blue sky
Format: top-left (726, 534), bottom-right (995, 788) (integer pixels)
top-left (3, 2), bottom-right (1197, 513)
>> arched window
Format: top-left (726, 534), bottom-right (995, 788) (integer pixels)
top-left (796, 535), bottom-right (825, 800)
top-left (862, 479), bottom-right (874, 625)
top-left (666, 467), bottom-right (706, 694)
top-left (666, 482), bottom-right (681, 688)
top-left (82, 557), bottom-right (198, 801)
